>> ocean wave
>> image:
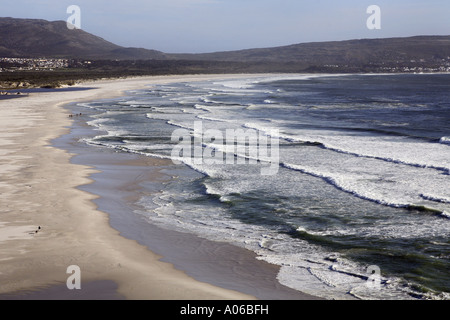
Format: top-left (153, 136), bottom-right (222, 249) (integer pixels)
top-left (213, 79), bottom-right (257, 90)
top-left (75, 102), bottom-right (98, 109)
top-left (280, 162), bottom-right (403, 206)
top-left (81, 136), bottom-right (175, 162)
top-left (166, 120), bottom-right (193, 130)
top-left (406, 205), bottom-right (450, 218)
top-left (200, 97), bottom-right (213, 104)
top-left (420, 193), bottom-right (450, 204)
top-left (194, 104), bottom-right (212, 112)
top-left (243, 122), bottom-right (450, 174)
top-left (196, 114), bottom-right (228, 123)
top-left (281, 162), bottom-right (450, 218)
top-left (440, 137), bottom-right (450, 145)
top-left (86, 117), bottom-right (109, 127)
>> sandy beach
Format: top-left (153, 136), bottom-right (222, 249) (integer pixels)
top-left (0, 74), bottom-right (317, 300)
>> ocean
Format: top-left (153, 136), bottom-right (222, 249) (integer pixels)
top-left (75, 73), bottom-right (450, 300)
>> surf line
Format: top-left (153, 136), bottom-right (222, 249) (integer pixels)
top-left (170, 121), bottom-right (280, 176)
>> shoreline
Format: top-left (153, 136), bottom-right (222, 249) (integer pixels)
top-left (0, 74), bottom-right (318, 300)
top-left (57, 101), bottom-right (316, 300)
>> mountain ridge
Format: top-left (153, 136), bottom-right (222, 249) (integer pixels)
top-left (0, 17), bottom-right (449, 70)
top-left (0, 17), bottom-right (167, 60)
top-left (169, 35), bottom-right (450, 72)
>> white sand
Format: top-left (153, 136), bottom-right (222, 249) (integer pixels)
top-left (0, 74), bottom-right (266, 300)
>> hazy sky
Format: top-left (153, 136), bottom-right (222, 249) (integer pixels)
top-left (2, 0), bottom-right (449, 53)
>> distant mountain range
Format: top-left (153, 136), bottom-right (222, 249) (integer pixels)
top-left (178, 36), bottom-right (450, 65)
top-left (1, 17), bottom-right (449, 68)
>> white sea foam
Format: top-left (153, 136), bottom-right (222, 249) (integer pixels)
top-left (209, 74), bottom-right (334, 94)
top-left (86, 117), bottom-right (109, 127)
top-left (281, 158), bottom-right (450, 215)
top-left (86, 116), bottom-right (129, 137)
top-left (440, 136), bottom-right (450, 145)
top-left (243, 122), bottom-right (450, 173)
top-left (213, 79), bottom-right (257, 89)
top-left (196, 115), bottom-right (227, 122)
top-left (194, 104), bottom-right (212, 112)
top-left (166, 120), bottom-right (193, 130)
top-left (144, 193), bottom-right (417, 300)
top-left (420, 193), bottom-right (450, 204)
